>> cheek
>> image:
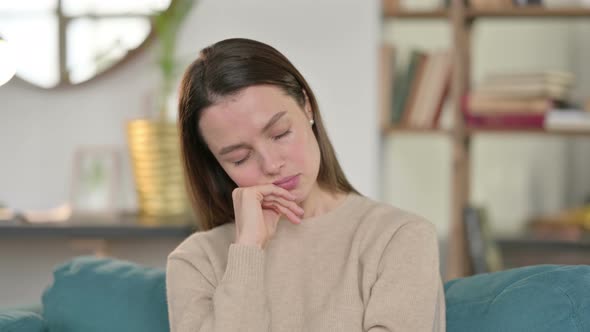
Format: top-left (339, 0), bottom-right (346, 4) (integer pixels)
top-left (224, 166), bottom-right (261, 187)
top-left (290, 128), bottom-right (319, 171)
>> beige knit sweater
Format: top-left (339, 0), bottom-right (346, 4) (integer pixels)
top-left (166, 193), bottom-right (446, 331)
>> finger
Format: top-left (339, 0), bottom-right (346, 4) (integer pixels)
top-left (262, 202), bottom-right (301, 225)
top-left (263, 195), bottom-right (304, 217)
top-left (258, 184), bottom-right (297, 201)
top-left (261, 205), bottom-right (281, 227)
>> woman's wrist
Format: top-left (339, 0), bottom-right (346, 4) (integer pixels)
top-left (236, 237), bottom-right (265, 250)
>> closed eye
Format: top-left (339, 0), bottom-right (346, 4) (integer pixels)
top-left (232, 130), bottom-right (290, 166)
top-left (273, 130), bottom-right (291, 141)
top-left (233, 151), bottom-right (251, 166)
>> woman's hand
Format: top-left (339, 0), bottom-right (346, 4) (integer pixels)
top-left (232, 185), bottom-right (304, 249)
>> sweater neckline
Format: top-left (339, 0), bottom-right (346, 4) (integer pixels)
top-left (285, 191), bottom-right (361, 227)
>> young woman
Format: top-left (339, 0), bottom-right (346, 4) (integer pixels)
top-left (166, 38), bottom-right (445, 332)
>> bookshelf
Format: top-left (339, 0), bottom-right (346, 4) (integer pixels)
top-left (467, 7), bottom-right (590, 18)
top-left (383, 126), bottom-right (452, 135)
top-left (468, 127), bottom-right (590, 136)
top-left (382, 0), bottom-right (590, 280)
top-left (385, 8), bottom-right (590, 19)
top-left (384, 9), bottom-right (449, 18)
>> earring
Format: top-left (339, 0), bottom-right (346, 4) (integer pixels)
top-left (309, 119), bottom-right (314, 125)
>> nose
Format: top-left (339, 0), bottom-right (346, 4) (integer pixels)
top-left (259, 146), bottom-right (283, 175)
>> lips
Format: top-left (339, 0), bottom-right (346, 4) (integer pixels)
top-left (273, 174), bottom-right (300, 190)
top-left (273, 175), bottom-right (297, 185)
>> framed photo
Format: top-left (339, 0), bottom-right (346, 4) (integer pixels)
top-left (69, 146), bottom-right (122, 219)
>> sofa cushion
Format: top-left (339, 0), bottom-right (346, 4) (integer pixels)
top-left (42, 256), bottom-right (168, 332)
top-left (444, 264), bottom-right (590, 332)
top-left (0, 310), bottom-right (46, 332)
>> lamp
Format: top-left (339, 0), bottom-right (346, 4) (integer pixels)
top-left (0, 35), bottom-right (17, 86)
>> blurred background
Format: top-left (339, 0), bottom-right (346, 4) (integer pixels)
top-left (1, 0), bottom-right (589, 309)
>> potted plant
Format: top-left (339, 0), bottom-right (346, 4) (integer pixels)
top-left (126, 0), bottom-right (195, 222)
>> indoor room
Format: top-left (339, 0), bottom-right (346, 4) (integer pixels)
top-left (1, 0), bottom-right (590, 331)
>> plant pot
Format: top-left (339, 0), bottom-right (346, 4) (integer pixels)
top-left (126, 119), bottom-right (190, 222)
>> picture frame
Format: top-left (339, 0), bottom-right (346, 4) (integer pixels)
top-left (69, 146), bottom-right (122, 220)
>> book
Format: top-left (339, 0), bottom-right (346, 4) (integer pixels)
top-left (529, 221), bottom-right (585, 242)
top-left (414, 50), bottom-right (452, 128)
top-left (462, 96), bottom-right (545, 129)
top-left (401, 52), bottom-right (429, 126)
top-left (466, 94), bottom-right (553, 114)
top-left (464, 112), bottom-right (545, 129)
top-left (484, 70), bottom-right (574, 87)
top-left (392, 50), bottom-right (426, 125)
top-left (474, 70), bottom-right (574, 101)
top-left (544, 109), bottom-right (590, 131)
top-left (475, 81), bottom-right (570, 100)
top-left (528, 205), bottom-right (590, 242)
top-left (514, 0), bottom-right (544, 6)
top-left (398, 0), bottom-right (442, 10)
top-left (471, 0), bottom-right (514, 9)
top-left (464, 205), bottom-right (504, 274)
top-left (404, 50), bottom-right (452, 128)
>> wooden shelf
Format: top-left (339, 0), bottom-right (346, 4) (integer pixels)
top-left (382, 126), bottom-right (451, 135)
top-left (467, 127), bottom-right (590, 136)
top-left (383, 126), bottom-right (590, 136)
top-left (467, 7), bottom-right (590, 19)
top-left (384, 7), bottom-right (590, 20)
top-left (384, 9), bottom-right (448, 19)
top-left (0, 223), bottom-right (194, 238)
top-left (497, 233), bottom-right (590, 268)
top-left (0, 215), bottom-right (196, 238)
top-left (497, 234), bottom-right (590, 248)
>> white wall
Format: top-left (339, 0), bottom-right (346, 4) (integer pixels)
top-left (0, 238), bottom-right (181, 309)
top-left (0, 0), bottom-right (380, 307)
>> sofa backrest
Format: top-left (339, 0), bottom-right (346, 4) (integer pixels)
top-left (40, 256), bottom-right (590, 332)
top-left (42, 256), bottom-right (168, 332)
top-left (445, 264), bottom-right (590, 332)
top-left (0, 310), bottom-right (46, 332)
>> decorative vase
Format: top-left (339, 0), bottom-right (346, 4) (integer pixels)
top-left (126, 119), bottom-right (190, 223)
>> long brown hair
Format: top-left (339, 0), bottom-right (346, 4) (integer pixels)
top-left (178, 38), bottom-right (358, 231)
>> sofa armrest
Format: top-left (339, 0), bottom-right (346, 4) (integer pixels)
top-left (0, 310), bottom-right (46, 332)
top-left (4, 304), bottom-right (43, 315)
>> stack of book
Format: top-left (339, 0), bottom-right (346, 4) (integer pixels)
top-left (528, 205), bottom-right (590, 242)
top-left (383, 48), bottom-right (453, 130)
top-left (469, 0), bottom-right (518, 10)
top-left (463, 70), bottom-right (574, 129)
top-left (445, 0), bottom-right (546, 10)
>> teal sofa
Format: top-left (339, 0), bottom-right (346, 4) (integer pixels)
top-left (1, 256), bottom-right (589, 332)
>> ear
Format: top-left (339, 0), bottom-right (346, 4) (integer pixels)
top-left (302, 89), bottom-right (313, 119)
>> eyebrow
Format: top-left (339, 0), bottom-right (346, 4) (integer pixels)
top-left (218, 111), bottom-right (287, 155)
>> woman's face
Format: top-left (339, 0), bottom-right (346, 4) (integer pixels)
top-left (199, 85), bottom-right (320, 202)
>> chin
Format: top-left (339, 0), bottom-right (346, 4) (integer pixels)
top-left (294, 187), bottom-right (312, 204)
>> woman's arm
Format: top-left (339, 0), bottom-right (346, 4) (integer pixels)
top-left (166, 243), bottom-right (270, 332)
top-left (363, 220), bottom-right (446, 332)
top-left (166, 185), bottom-right (301, 332)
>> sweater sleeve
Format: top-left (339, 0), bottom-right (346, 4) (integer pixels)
top-left (166, 243), bottom-right (271, 332)
top-left (363, 220), bottom-right (446, 332)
